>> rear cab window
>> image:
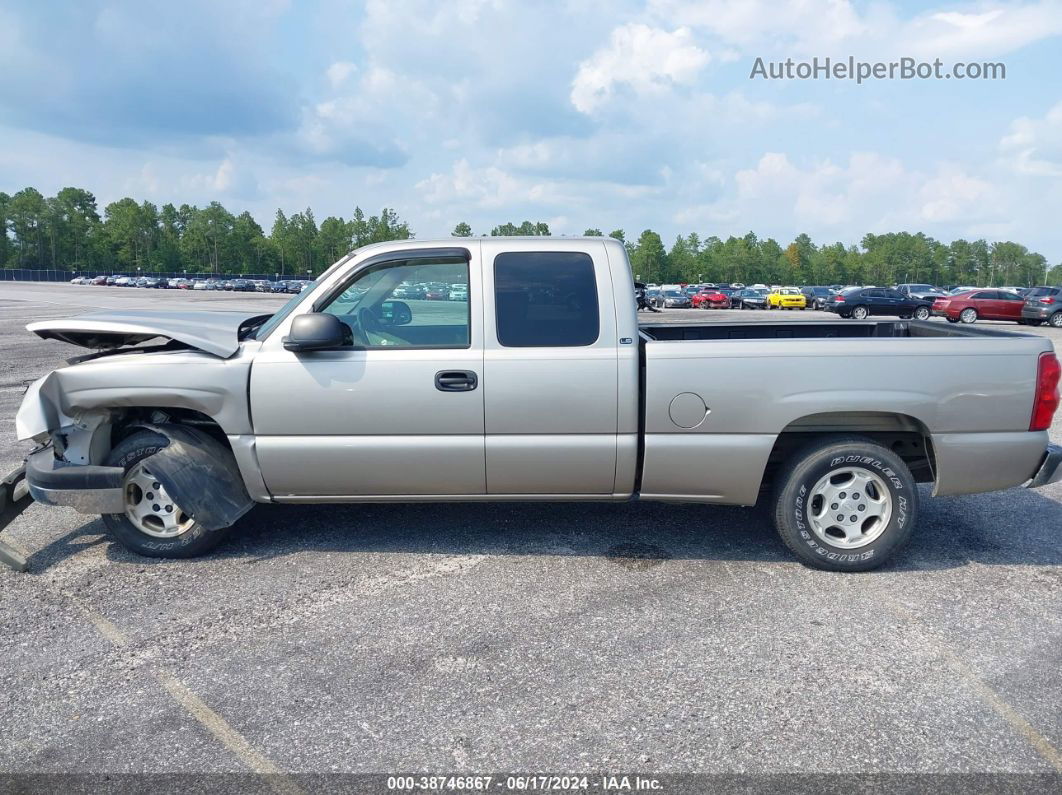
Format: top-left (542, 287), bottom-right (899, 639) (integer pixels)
top-left (493, 252), bottom-right (599, 347)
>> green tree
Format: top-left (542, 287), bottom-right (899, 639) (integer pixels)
top-left (452, 222), bottom-right (473, 237)
top-left (317, 216), bottom-right (351, 266)
top-left (491, 221), bottom-right (550, 236)
top-left (629, 229), bottom-right (667, 283)
top-left (583, 228), bottom-right (603, 236)
top-left (9, 188), bottom-right (47, 267)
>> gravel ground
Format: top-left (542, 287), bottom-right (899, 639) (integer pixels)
top-left (0, 282), bottom-right (1059, 784)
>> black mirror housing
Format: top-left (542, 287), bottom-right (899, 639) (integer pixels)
top-left (380, 300), bottom-right (413, 326)
top-left (284, 313), bottom-right (345, 351)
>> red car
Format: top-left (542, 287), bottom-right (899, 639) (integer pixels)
top-left (932, 289), bottom-right (1024, 324)
top-left (691, 289), bottom-right (730, 309)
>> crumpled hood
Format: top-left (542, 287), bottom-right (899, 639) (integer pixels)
top-left (27, 310), bottom-right (263, 358)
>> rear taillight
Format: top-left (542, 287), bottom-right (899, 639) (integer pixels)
top-left (834, 295), bottom-right (845, 302)
top-left (1042, 297), bottom-right (1056, 304)
top-left (1030, 352), bottom-right (1061, 431)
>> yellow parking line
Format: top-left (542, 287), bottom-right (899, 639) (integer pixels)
top-left (886, 600), bottom-right (1061, 771)
top-left (73, 596), bottom-right (302, 793)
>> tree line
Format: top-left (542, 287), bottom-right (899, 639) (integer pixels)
top-left (1, 185), bottom-right (1059, 286)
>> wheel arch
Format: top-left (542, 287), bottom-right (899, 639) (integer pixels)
top-left (763, 411), bottom-right (936, 491)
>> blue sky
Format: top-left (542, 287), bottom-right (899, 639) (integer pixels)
top-left (2, 0), bottom-right (1062, 260)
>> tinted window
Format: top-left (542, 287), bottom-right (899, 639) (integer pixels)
top-left (1027, 287), bottom-right (1061, 298)
top-left (998, 291), bottom-right (1023, 301)
top-left (863, 289), bottom-right (883, 298)
top-left (972, 291), bottom-right (997, 300)
top-left (883, 289), bottom-right (904, 299)
top-left (495, 252), bottom-right (599, 347)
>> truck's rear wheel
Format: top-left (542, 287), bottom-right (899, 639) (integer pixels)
top-left (102, 430), bottom-right (234, 558)
top-left (772, 436), bottom-right (918, 572)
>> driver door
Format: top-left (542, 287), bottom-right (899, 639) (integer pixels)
top-left (249, 247), bottom-right (485, 497)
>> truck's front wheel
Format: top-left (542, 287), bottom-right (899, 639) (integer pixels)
top-left (102, 430), bottom-right (235, 558)
top-left (772, 436), bottom-right (918, 572)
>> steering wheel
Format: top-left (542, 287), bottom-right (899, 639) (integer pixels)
top-left (355, 306), bottom-right (382, 344)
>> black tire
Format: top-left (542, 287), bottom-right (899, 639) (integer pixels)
top-left (947, 317), bottom-right (959, 323)
top-left (851, 305), bottom-right (869, 320)
top-left (898, 312), bottom-right (912, 320)
top-left (102, 430), bottom-right (235, 558)
top-left (1027, 319), bottom-right (1044, 326)
top-left (772, 436), bottom-right (918, 572)
top-left (914, 306), bottom-right (931, 321)
top-left (1050, 311), bottom-right (1062, 329)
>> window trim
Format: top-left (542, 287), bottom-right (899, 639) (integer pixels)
top-left (493, 251), bottom-right (601, 349)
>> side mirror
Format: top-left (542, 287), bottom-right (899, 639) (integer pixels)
top-left (284, 313), bottom-right (345, 351)
top-left (380, 300), bottom-right (412, 326)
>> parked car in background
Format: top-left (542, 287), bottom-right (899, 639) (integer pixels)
top-left (655, 289), bottom-right (692, 309)
top-left (69, 277), bottom-right (84, 284)
top-left (932, 289), bottom-right (1024, 324)
top-left (731, 287), bottom-right (769, 309)
top-left (691, 289), bottom-right (730, 309)
top-left (800, 286), bottom-right (836, 310)
top-left (253, 280), bottom-right (273, 292)
top-left (91, 276), bottom-right (108, 285)
top-left (272, 280), bottom-right (291, 293)
top-left (424, 284), bottom-right (449, 300)
top-left (949, 285), bottom-right (978, 295)
top-left (825, 287), bottom-right (933, 320)
top-left (895, 284), bottom-right (947, 302)
top-left (449, 284), bottom-right (469, 301)
top-left (1022, 286), bottom-right (1062, 328)
top-left (766, 288), bottom-right (807, 310)
top-left (192, 280), bottom-right (207, 291)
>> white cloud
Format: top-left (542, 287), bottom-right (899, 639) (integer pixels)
top-left (1000, 101), bottom-right (1062, 177)
top-left (647, 0), bottom-right (1062, 58)
top-left (571, 24), bottom-right (709, 113)
top-left (326, 61), bottom-right (357, 89)
top-left (723, 151), bottom-right (994, 230)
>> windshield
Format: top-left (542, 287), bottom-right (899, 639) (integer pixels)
top-left (664, 290), bottom-right (683, 297)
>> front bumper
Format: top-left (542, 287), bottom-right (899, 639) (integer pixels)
top-left (1027, 444), bottom-right (1062, 489)
top-left (26, 446), bottom-right (124, 514)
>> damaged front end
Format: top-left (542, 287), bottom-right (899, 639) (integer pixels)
top-left (13, 351), bottom-right (257, 530)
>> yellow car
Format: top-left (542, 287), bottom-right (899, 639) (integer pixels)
top-left (766, 288), bottom-right (807, 310)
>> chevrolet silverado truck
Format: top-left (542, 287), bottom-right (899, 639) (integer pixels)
top-left (5, 237), bottom-right (1061, 573)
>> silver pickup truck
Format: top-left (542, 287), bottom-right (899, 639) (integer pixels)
top-left (7, 237), bottom-right (1061, 572)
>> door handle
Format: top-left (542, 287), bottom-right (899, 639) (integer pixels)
top-left (435, 370), bottom-right (478, 392)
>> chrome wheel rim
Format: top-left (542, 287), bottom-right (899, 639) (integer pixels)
top-left (123, 463), bottom-right (194, 538)
top-left (853, 306), bottom-right (868, 319)
top-left (807, 466), bottom-right (892, 549)
top-left (1051, 313), bottom-right (1062, 328)
top-left (961, 308), bottom-right (976, 323)
top-left (915, 307), bottom-right (930, 320)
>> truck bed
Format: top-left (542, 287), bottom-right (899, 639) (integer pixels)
top-left (635, 317), bottom-right (1054, 505)
top-left (639, 318), bottom-right (1032, 341)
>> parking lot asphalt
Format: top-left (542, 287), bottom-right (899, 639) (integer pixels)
top-left (0, 282), bottom-right (1059, 779)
